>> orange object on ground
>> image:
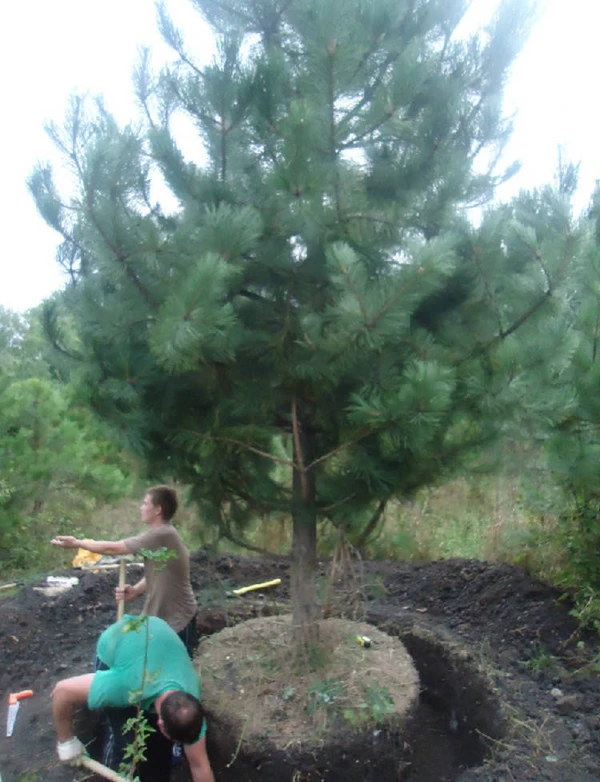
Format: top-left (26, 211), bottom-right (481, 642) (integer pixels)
top-left (72, 546), bottom-right (102, 568)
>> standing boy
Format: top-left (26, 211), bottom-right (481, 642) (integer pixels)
top-left (51, 485), bottom-right (198, 653)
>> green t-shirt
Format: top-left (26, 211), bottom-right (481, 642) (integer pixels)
top-left (89, 615), bottom-right (201, 713)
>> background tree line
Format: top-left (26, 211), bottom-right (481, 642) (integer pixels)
top-left (0, 305), bottom-right (132, 570)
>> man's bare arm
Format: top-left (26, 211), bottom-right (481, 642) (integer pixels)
top-left (51, 536), bottom-right (129, 556)
top-left (185, 736), bottom-right (215, 782)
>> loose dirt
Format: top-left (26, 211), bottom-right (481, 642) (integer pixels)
top-left (1, 555), bottom-right (599, 781)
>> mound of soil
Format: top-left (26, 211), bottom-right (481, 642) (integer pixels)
top-left (1, 555), bottom-right (600, 781)
top-left (200, 614), bottom-right (419, 774)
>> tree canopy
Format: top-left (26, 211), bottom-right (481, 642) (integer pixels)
top-left (30, 0), bottom-right (569, 643)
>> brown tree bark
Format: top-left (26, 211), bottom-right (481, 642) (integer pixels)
top-left (290, 408), bottom-right (319, 653)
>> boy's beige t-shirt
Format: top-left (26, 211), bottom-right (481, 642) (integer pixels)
top-left (124, 524), bottom-right (197, 633)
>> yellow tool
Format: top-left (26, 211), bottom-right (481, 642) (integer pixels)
top-left (229, 578), bottom-right (282, 596)
top-left (356, 635), bottom-right (372, 649)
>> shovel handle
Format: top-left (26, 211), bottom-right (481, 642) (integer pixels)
top-left (76, 755), bottom-right (129, 782)
top-left (117, 560), bottom-right (126, 621)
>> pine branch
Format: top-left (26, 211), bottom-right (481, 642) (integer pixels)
top-left (157, 2), bottom-right (205, 80)
top-left (133, 48), bottom-right (158, 130)
top-left (319, 260), bottom-right (428, 368)
top-left (255, 481), bottom-right (294, 507)
top-left (472, 245), bottom-right (505, 336)
top-left (365, 262), bottom-right (428, 330)
top-left (42, 303), bottom-right (82, 362)
top-left (217, 511), bottom-right (280, 556)
top-left (319, 494), bottom-right (356, 514)
top-left (196, 0), bottom-right (254, 28)
top-left (340, 107), bottom-right (400, 150)
top-left (229, 484), bottom-right (293, 512)
top-left (53, 100), bottom-right (154, 301)
top-left (465, 238), bottom-right (571, 362)
top-left (592, 310), bottom-right (600, 362)
top-left (340, 52), bottom-right (401, 134)
top-left (52, 226), bottom-right (88, 275)
top-left (190, 432), bottom-right (294, 467)
top-left (355, 499), bottom-right (387, 550)
top-left (139, 176), bottom-right (169, 227)
top-left (326, 40), bottom-right (343, 220)
top-left (305, 428), bottom-right (375, 473)
top-left (276, 270), bottom-right (296, 349)
top-left (339, 261), bottom-right (369, 321)
top-left (83, 190), bottom-right (153, 304)
top-left (220, 105), bottom-right (227, 182)
top-left (343, 213), bottom-right (399, 229)
top-left (167, 79), bottom-right (218, 130)
top-left (496, 289), bottom-right (552, 342)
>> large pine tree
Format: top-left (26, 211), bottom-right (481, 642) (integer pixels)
top-left (31, 0), bottom-right (565, 646)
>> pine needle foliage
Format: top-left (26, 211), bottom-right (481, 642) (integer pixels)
top-left (30, 0), bottom-right (568, 644)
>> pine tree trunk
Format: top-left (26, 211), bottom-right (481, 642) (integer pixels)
top-left (291, 421), bottom-right (318, 653)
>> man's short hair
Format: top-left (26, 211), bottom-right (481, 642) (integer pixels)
top-left (147, 485), bottom-right (178, 522)
top-left (160, 691), bottom-right (205, 744)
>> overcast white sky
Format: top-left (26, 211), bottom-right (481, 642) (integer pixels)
top-left (1, 0), bottom-right (598, 312)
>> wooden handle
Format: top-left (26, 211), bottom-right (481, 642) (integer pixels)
top-left (75, 755), bottom-right (129, 782)
top-left (117, 559), bottom-right (126, 620)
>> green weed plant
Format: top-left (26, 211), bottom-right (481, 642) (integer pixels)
top-left (343, 683), bottom-right (395, 728)
top-left (306, 677), bottom-right (344, 716)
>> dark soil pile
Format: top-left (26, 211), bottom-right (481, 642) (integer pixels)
top-left (1, 555), bottom-right (600, 781)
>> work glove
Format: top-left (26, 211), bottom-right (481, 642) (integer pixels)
top-left (57, 736), bottom-right (85, 761)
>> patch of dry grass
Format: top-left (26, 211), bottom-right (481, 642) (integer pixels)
top-left (197, 615), bottom-right (419, 753)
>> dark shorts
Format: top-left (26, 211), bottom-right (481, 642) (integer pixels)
top-left (100, 705), bottom-right (173, 782)
top-left (178, 613), bottom-right (199, 658)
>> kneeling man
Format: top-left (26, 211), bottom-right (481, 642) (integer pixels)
top-left (52, 615), bottom-right (214, 782)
